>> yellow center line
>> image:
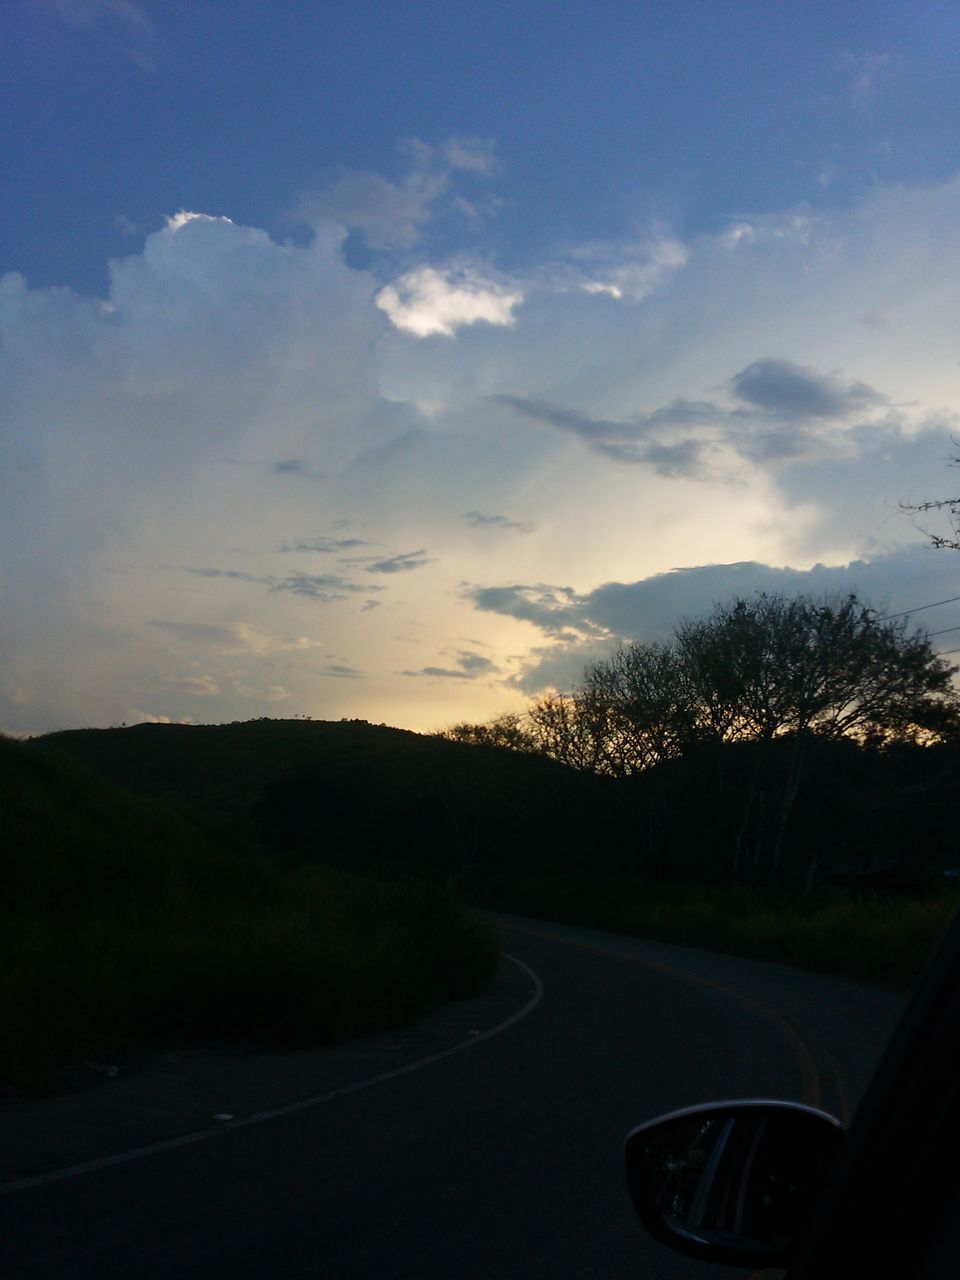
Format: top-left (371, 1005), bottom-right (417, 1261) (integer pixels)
top-left (505, 919), bottom-right (824, 1108)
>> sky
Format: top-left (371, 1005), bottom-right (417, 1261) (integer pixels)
top-left (4, 0), bottom-right (960, 735)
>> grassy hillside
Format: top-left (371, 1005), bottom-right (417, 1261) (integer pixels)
top-left (38, 718), bottom-right (395, 827)
top-left (30, 718), bottom-right (960, 991)
top-left (1, 734), bottom-right (497, 1091)
top-left (37, 718), bottom-right (633, 879)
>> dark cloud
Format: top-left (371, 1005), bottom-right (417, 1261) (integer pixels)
top-left (593, 438), bottom-right (710, 477)
top-left (463, 511), bottom-right (535, 533)
top-left (632, 398), bottom-right (723, 429)
top-left (275, 572), bottom-right (379, 601)
top-left (313, 663), bottom-right (364, 679)
top-left (730, 358), bottom-right (888, 420)
top-left (509, 640), bottom-right (613, 695)
top-left (494, 394), bottom-right (718, 479)
top-left (456, 651), bottom-right (498, 673)
top-left (493, 395), bottom-right (633, 441)
top-left (271, 459), bottom-right (326, 480)
top-left (465, 583), bottom-right (596, 637)
top-left (735, 428), bottom-right (817, 465)
top-left (582, 563), bottom-right (818, 638)
top-left (475, 545), bottom-right (960, 694)
top-left (401, 650), bottom-right (499, 680)
top-left (274, 573), bottom-right (349, 600)
top-left (278, 535), bottom-right (369, 553)
top-left (184, 566), bottom-right (380, 604)
top-left (495, 361), bottom-right (895, 479)
top-left (185, 567), bottom-right (267, 583)
top-left (363, 550), bottom-right (431, 574)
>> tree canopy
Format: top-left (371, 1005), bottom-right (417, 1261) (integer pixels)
top-left (440, 592), bottom-right (960, 886)
top-left (902, 450), bottom-right (960, 550)
top-left (445, 593), bottom-right (960, 778)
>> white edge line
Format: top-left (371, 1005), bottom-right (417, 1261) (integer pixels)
top-left (0, 954), bottom-right (544, 1197)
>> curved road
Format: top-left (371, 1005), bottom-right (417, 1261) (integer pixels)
top-left (0, 914), bottom-right (908, 1279)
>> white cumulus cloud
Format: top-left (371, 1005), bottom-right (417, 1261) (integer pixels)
top-left (5, 172), bottom-right (960, 736)
top-left (376, 265), bottom-right (523, 338)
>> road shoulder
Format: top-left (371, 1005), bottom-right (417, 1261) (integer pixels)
top-left (1, 945), bottom-right (534, 1188)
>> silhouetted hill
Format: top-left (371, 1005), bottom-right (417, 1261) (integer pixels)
top-left (38, 720), bottom-right (426, 828)
top-left (3, 732), bottom-right (260, 917)
top-left (34, 718), bottom-right (960, 889)
top-left (1, 731), bottom-right (499, 1089)
top-left (36, 719), bottom-right (633, 879)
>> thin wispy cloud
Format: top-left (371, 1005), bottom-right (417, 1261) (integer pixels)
top-left (232, 681), bottom-right (292, 702)
top-left (54, 0), bottom-right (152, 29)
top-left (278, 535), bottom-right (369, 554)
top-left (294, 135), bottom-right (500, 250)
top-left (463, 511), bottom-right (535, 533)
top-left (271, 460), bottom-right (327, 480)
top-left (185, 567), bottom-right (266, 584)
top-left (496, 359), bottom-right (908, 478)
top-left (362, 550), bottom-right (432, 575)
top-left (149, 620), bottom-right (322, 656)
top-left (160, 671), bottom-right (221, 697)
top-left (184, 566), bottom-right (380, 602)
top-left (847, 51), bottom-right (892, 106)
top-left (275, 572), bottom-right (379, 600)
top-left (312, 663), bottom-right (364, 680)
top-left (401, 650), bottom-right (499, 680)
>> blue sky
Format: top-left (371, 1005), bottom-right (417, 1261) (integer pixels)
top-left (4, 0), bottom-right (960, 733)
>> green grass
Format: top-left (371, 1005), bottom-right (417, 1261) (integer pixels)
top-left (462, 869), bottom-right (959, 987)
top-left (1, 737), bottom-right (498, 1091)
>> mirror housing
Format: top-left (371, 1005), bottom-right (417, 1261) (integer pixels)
top-left (624, 1100), bottom-right (844, 1268)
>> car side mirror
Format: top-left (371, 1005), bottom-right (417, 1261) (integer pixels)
top-left (624, 1100), bottom-right (844, 1268)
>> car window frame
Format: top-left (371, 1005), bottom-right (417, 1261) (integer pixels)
top-left (785, 903), bottom-right (960, 1279)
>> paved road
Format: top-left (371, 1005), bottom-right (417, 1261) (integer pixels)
top-left (0, 914), bottom-right (909, 1279)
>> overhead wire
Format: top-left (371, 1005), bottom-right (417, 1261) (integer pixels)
top-left (868, 596), bottom-right (960, 664)
top-left (878, 595), bottom-right (960, 621)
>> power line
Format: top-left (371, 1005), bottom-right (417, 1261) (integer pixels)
top-left (880, 595), bottom-right (960, 621)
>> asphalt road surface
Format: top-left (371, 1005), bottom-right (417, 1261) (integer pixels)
top-left (1, 913), bottom-right (910, 1280)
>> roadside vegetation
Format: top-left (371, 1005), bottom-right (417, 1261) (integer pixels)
top-left (443, 592), bottom-right (960, 983)
top-left (1, 735), bottom-right (497, 1092)
top-left (443, 593), bottom-right (960, 885)
top-left (464, 871), bottom-right (959, 987)
top-left (18, 590), bottom-right (960, 1057)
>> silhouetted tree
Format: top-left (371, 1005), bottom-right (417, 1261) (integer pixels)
top-left (674, 593), bottom-right (958, 746)
top-left (602, 593), bottom-right (958, 882)
top-left (526, 692), bottom-right (612, 773)
top-left (435, 592), bottom-right (960, 885)
top-left (439, 712), bottom-right (536, 753)
top-left (902, 450), bottom-right (960, 550)
top-left (577, 642), bottom-right (698, 774)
